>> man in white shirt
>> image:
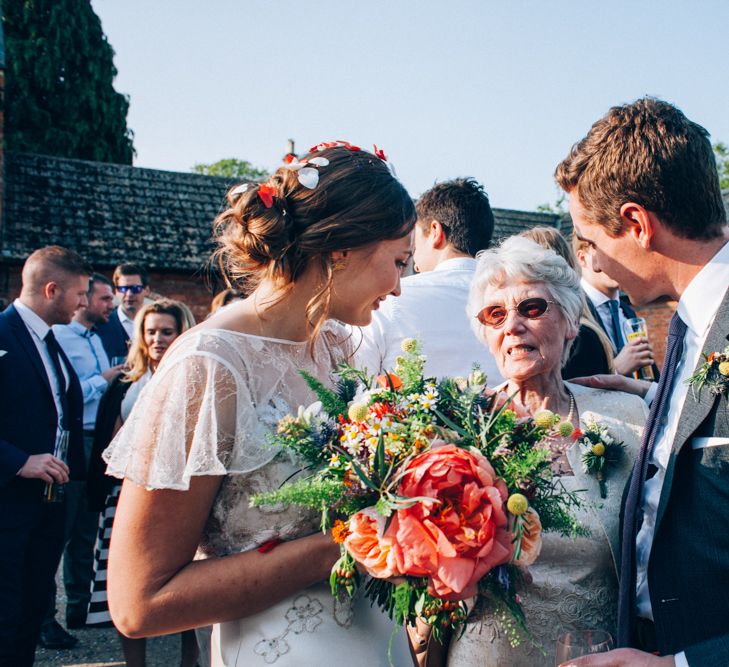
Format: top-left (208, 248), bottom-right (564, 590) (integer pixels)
top-left (356, 178), bottom-right (503, 384)
top-left (574, 236), bottom-right (657, 378)
top-left (44, 274), bottom-right (124, 635)
top-left (557, 97), bottom-right (729, 667)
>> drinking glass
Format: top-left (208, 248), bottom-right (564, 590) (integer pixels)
top-left (624, 316), bottom-right (655, 380)
top-left (555, 630), bottom-right (615, 664)
top-left (43, 430), bottom-right (70, 503)
top-left (111, 356), bottom-right (127, 368)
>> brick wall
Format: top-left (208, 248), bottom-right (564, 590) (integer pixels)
top-left (634, 300), bottom-right (675, 369)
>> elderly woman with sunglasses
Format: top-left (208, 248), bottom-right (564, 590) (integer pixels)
top-left (445, 236), bottom-right (648, 667)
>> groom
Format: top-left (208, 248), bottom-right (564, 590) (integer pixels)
top-left (555, 98), bottom-right (729, 667)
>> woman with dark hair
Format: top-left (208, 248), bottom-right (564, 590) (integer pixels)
top-left (86, 298), bottom-right (197, 666)
top-left (102, 144), bottom-right (416, 666)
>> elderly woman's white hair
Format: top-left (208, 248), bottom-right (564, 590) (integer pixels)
top-left (467, 235), bottom-right (582, 366)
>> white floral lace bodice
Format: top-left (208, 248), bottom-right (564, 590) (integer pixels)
top-left (104, 323), bottom-right (351, 556)
top-left (103, 322), bottom-right (412, 666)
top-left (448, 383), bottom-right (648, 667)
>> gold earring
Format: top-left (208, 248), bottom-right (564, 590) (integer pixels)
top-left (332, 259), bottom-right (347, 272)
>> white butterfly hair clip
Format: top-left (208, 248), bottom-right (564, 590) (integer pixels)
top-left (283, 156), bottom-right (330, 189)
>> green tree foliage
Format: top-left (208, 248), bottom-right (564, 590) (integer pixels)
top-left (715, 142), bottom-right (729, 191)
top-left (2, 0), bottom-right (134, 164)
top-left (191, 158), bottom-right (269, 182)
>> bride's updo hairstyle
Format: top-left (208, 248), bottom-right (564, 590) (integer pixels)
top-left (213, 144), bottom-right (416, 340)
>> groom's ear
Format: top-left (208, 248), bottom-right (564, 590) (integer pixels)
top-left (619, 202), bottom-right (655, 249)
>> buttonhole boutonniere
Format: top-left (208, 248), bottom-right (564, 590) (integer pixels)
top-left (686, 345), bottom-right (729, 398)
top-left (574, 418), bottom-right (625, 499)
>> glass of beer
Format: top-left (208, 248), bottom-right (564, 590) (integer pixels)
top-left (624, 317), bottom-right (655, 381)
top-left (555, 629), bottom-right (614, 664)
top-left (43, 430), bottom-right (69, 503)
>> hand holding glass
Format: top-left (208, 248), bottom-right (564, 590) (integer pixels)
top-left (43, 430), bottom-right (69, 503)
top-left (624, 317), bottom-right (655, 380)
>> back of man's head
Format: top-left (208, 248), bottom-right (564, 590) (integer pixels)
top-left (416, 178), bottom-right (495, 256)
top-left (22, 246), bottom-right (91, 295)
top-left (112, 262), bottom-right (149, 288)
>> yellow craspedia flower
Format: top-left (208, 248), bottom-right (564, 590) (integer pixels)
top-left (557, 421), bottom-right (574, 438)
top-left (592, 443), bottom-right (606, 456)
top-left (719, 361), bottom-right (729, 376)
top-left (347, 402), bottom-right (369, 423)
top-left (507, 493), bottom-right (529, 516)
top-left (534, 410), bottom-right (555, 430)
top-left (401, 338), bottom-right (418, 353)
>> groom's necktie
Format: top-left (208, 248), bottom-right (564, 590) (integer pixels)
top-left (44, 329), bottom-right (70, 430)
top-left (617, 312), bottom-right (687, 646)
top-left (606, 299), bottom-right (625, 353)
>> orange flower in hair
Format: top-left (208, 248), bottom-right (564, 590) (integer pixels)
top-left (258, 184), bottom-right (275, 208)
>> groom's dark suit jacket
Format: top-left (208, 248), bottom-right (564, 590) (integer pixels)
top-left (624, 287), bottom-right (729, 664)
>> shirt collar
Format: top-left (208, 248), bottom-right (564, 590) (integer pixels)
top-left (677, 239), bottom-right (729, 338)
top-left (68, 320), bottom-right (92, 337)
top-left (118, 304), bottom-right (134, 325)
top-left (13, 299), bottom-right (52, 340)
top-left (432, 257), bottom-right (477, 273)
top-left (580, 278), bottom-right (613, 307)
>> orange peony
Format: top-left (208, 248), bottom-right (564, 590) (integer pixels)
top-left (344, 507), bottom-right (401, 579)
top-left (387, 444), bottom-right (513, 600)
top-left (511, 507), bottom-right (542, 567)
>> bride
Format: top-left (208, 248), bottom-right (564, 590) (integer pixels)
top-left (445, 236), bottom-right (648, 667)
top-left (102, 144), bottom-right (416, 666)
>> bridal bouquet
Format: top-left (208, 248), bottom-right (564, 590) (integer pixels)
top-left (251, 339), bottom-right (582, 646)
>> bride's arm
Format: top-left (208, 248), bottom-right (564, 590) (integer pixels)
top-left (107, 474), bottom-right (340, 638)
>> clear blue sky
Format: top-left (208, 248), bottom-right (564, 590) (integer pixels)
top-left (92, 0), bottom-right (729, 212)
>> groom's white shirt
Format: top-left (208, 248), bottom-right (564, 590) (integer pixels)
top-left (355, 258), bottom-right (503, 384)
top-left (634, 240), bottom-right (729, 666)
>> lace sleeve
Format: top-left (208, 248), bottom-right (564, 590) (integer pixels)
top-left (102, 333), bottom-right (284, 489)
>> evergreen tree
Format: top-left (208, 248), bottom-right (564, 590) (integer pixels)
top-left (2, 0), bottom-right (134, 164)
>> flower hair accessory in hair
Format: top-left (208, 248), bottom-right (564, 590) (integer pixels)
top-left (283, 156), bottom-right (330, 189)
top-left (230, 183), bottom-right (249, 197)
top-left (373, 144), bottom-right (387, 161)
top-left (309, 140), bottom-right (361, 153)
top-left (258, 184), bottom-right (275, 208)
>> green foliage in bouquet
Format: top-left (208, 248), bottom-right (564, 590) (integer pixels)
top-left (251, 337), bottom-right (585, 651)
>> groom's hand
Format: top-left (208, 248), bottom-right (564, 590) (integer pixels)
top-left (560, 648), bottom-right (675, 666)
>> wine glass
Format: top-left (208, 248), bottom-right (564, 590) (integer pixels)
top-left (555, 629), bottom-right (614, 665)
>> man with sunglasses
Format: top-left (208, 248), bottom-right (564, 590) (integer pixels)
top-left (556, 98), bottom-right (729, 667)
top-left (95, 263), bottom-right (151, 362)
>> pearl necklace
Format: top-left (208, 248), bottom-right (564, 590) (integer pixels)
top-left (565, 386), bottom-right (576, 424)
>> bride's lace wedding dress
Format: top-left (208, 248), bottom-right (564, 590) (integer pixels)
top-left (104, 325), bottom-right (410, 667)
top-left (447, 382), bottom-right (648, 667)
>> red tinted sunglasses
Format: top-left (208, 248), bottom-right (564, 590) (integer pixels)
top-left (476, 297), bottom-right (555, 328)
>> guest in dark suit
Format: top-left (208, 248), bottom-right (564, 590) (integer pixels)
top-left (0, 246), bottom-right (90, 666)
top-left (557, 97), bottom-right (729, 667)
top-left (94, 263), bottom-right (150, 362)
top-left (573, 234), bottom-right (660, 381)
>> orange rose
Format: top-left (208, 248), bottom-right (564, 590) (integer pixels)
top-left (344, 507), bottom-right (401, 579)
top-left (512, 507), bottom-right (542, 567)
top-left (387, 444), bottom-right (513, 600)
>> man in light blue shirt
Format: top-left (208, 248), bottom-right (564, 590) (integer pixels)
top-left (45, 274), bottom-right (123, 636)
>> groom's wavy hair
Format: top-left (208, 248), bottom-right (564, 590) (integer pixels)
top-left (212, 145), bottom-right (415, 347)
top-left (555, 97), bottom-right (726, 240)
